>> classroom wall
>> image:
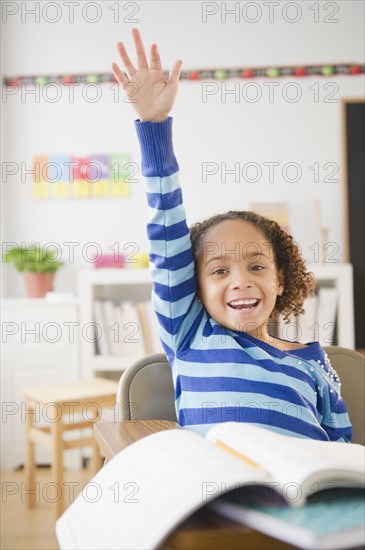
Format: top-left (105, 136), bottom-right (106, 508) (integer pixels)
top-left (1, 1), bottom-right (364, 297)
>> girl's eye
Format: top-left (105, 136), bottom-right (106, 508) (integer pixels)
top-left (250, 265), bottom-right (264, 271)
top-left (212, 269), bottom-right (227, 275)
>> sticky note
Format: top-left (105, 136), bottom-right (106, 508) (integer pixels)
top-left (72, 180), bottom-right (90, 198)
top-left (71, 156), bottom-right (91, 180)
top-left (91, 180), bottom-right (110, 197)
top-left (32, 181), bottom-right (49, 199)
top-left (32, 156), bottom-right (49, 183)
top-left (111, 180), bottom-right (130, 197)
top-left (89, 154), bottom-right (109, 181)
top-left (52, 182), bottom-right (70, 199)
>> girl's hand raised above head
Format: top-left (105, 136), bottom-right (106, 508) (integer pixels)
top-left (112, 28), bottom-right (183, 122)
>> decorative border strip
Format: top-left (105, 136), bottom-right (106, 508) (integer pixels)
top-left (3, 63), bottom-right (364, 86)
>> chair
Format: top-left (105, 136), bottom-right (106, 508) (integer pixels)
top-left (323, 346), bottom-right (365, 445)
top-left (21, 378), bottom-right (118, 519)
top-left (117, 348), bottom-right (365, 444)
top-left (117, 353), bottom-right (176, 422)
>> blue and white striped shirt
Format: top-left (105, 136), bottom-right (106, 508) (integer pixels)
top-left (135, 117), bottom-right (352, 442)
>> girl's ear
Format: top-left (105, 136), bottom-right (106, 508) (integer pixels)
top-left (277, 270), bottom-right (284, 295)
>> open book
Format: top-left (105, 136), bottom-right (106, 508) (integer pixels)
top-left (56, 423), bottom-right (365, 550)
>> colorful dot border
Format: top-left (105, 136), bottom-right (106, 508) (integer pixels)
top-left (3, 64), bottom-right (364, 87)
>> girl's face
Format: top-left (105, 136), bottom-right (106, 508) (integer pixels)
top-left (196, 219), bottom-right (284, 342)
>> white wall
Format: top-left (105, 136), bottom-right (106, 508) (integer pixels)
top-left (1, 0), bottom-right (364, 297)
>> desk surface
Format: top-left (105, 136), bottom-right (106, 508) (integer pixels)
top-left (94, 420), bottom-right (298, 550)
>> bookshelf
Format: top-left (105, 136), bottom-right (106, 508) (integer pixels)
top-left (78, 263), bottom-right (355, 379)
top-left (78, 268), bottom-right (155, 379)
top-left (277, 263), bottom-right (355, 349)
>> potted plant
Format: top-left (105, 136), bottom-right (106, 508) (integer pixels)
top-left (3, 243), bottom-right (65, 297)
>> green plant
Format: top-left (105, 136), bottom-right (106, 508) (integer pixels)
top-left (3, 243), bottom-right (65, 273)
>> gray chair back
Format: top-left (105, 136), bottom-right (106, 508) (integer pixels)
top-left (324, 346), bottom-right (365, 445)
top-left (116, 353), bottom-right (176, 422)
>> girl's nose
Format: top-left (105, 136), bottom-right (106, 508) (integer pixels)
top-left (230, 274), bottom-right (253, 290)
top-left (232, 282), bottom-right (252, 290)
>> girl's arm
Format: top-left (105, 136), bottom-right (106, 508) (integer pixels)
top-left (112, 29), bottom-right (203, 358)
top-left (316, 353), bottom-right (352, 442)
top-left (319, 385), bottom-right (352, 442)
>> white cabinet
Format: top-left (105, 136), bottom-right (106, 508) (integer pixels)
top-left (78, 269), bottom-right (153, 379)
top-left (1, 299), bottom-right (80, 470)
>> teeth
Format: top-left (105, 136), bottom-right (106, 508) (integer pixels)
top-left (229, 299), bottom-right (258, 306)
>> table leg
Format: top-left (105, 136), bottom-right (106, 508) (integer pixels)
top-left (89, 409), bottom-right (103, 476)
top-left (25, 405), bottom-right (36, 508)
top-left (51, 407), bottom-right (64, 520)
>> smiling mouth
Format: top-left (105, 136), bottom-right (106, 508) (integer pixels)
top-left (228, 299), bottom-right (261, 311)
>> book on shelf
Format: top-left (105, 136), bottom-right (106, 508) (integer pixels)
top-left (317, 287), bottom-right (338, 347)
top-left (56, 422), bottom-right (365, 550)
top-left (275, 287), bottom-right (338, 347)
top-left (93, 299), bottom-right (110, 356)
top-left (117, 300), bottom-right (146, 356)
top-left (135, 301), bottom-right (153, 353)
top-left (298, 294), bottom-right (319, 344)
top-left (103, 299), bottom-right (120, 356)
top-left (113, 303), bottom-right (126, 355)
top-left (143, 299), bottom-right (164, 353)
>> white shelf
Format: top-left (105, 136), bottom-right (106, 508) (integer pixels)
top-left (91, 354), bottom-right (146, 371)
top-left (306, 262), bottom-right (352, 280)
top-left (1, 297), bottom-right (80, 306)
top-left (79, 268), bottom-right (150, 285)
top-left (78, 268), bottom-right (153, 379)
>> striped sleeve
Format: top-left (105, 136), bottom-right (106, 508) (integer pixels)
top-left (320, 383), bottom-right (352, 442)
top-left (135, 118), bottom-right (203, 356)
top-left (314, 352), bottom-right (352, 442)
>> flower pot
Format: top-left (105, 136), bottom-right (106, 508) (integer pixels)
top-left (24, 272), bottom-right (55, 298)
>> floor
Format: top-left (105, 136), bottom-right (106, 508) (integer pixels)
top-left (1, 466), bottom-right (93, 550)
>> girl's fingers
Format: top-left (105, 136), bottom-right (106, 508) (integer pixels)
top-left (131, 28), bottom-right (149, 70)
top-left (167, 59), bottom-right (183, 86)
top-left (116, 41), bottom-right (136, 77)
top-left (150, 43), bottom-right (162, 71)
top-left (111, 62), bottom-right (128, 88)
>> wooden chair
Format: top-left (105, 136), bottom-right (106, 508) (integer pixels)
top-left (116, 347), bottom-right (365, 444)
top-left (21, 378), bottom-right (118, 519)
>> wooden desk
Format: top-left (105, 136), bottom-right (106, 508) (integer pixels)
top-left (94, 420), bottom-right (299, 550)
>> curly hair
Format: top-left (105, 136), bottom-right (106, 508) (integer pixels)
top-left (190, 211), bottom-right (317, 323)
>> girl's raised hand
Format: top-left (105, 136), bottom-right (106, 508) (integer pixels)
top-left (112, 28), bottom-right (183, 122)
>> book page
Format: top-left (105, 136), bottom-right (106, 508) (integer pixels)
top-left (211, 488), bottom-right (365, 550)
top-left (206, 423), bottom-right (365, 504)
top-left (56, 428), bottom-right (269, 550)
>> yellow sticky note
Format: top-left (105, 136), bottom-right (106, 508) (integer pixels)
top-left (91, 180), bottom-right (110, 197)
top-left (52, 182), bottom-right (70, 199)
top-left (32, 180), bottom-right (49, 199)
top-left (111, 179), bottom-right (130, 197)
top-left (72, 179), bottom-right (90, 198)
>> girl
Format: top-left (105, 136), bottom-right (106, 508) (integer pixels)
top-left (112, 28), bottom-right (352, 442)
